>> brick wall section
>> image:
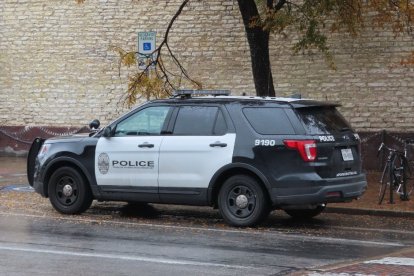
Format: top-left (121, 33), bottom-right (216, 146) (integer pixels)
top-left (0, 0), bottom-right (413, 131)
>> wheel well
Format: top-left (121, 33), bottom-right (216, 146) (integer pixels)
top-left (44, 161), bottom-right (88, 197)
top-left (210, 168), bottom-right (270, 207)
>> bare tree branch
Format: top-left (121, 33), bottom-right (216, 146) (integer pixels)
top-left (112, 0), bottom-right (201, 107)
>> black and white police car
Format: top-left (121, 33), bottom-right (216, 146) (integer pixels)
top-left (27, 90), bottom-right (367, 227)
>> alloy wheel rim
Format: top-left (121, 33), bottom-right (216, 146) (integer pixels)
top-left (226, 185), bottom-right (256, 218)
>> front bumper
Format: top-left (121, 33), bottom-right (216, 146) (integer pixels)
top-left (270, 174), bottom-right (367, 207)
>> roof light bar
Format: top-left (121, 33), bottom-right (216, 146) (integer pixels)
top-left (173, 90), bottom-right (231, 98)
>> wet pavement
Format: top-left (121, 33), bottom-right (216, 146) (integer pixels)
top-left (2, 157), bottom-right (414, 275)
top-left (0, 212), bottom-right (409, 276)
top-left (0, 156), bottom-right (27, 186)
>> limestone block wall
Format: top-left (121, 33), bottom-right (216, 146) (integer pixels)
top-left (0, 0), bottom-right (413, 132)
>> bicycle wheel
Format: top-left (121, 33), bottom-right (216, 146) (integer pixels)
top-left (378, 162), bottom-right (391, 204)
top-left (405, 160), bottom-right (414, 196)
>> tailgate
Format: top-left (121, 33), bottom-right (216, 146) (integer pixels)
top-left (294, 105), bottom-right (362, 178)
top-left (316, 134), bottom-right (362, 178)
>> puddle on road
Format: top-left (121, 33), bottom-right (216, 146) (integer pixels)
top-left (0, 157), bottom-right (27, 185)
top-left (0, 157), bottom-right (26, 173)
top-left (1, 185), bottom-right (33, 192)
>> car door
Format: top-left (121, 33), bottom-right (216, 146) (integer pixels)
top-left (95, 106), bottom-right (172, 192)
top-left (158, 105), bottom-right (236, 203)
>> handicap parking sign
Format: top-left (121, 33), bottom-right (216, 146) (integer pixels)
top-left (138, 32), bottom-right (156, 55)
top-left (143, 42), bottom-right (151, 51)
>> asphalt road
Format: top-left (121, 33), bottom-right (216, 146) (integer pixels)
top-left (0, 207), bottom-right (412, 276)
top-left (3, 157), bottom-right (414, 275)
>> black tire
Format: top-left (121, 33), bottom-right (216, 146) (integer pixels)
top-left (218, 175), bottom-right (269, 227)
top-left (378, 162), bottom-right (391, 204)
top-left (406, 161), bottom-right (414, 196)
top-left (48, 167), bottom-right (93, 214)
top-left (284, 205), bottom-right (325, 220)
top-left (400, 160), bottom-right (414, 201)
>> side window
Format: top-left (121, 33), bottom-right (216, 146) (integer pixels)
top-left (243, 107), bottom-right (295, 135)
top-left (173, 106), bottom-right (221, 135)
top-left (213, 110), bottom-right (227, 135)
top-left (114, 106), bottom-right (171, 137)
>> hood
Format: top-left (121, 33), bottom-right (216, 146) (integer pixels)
top-left (45, 133), bottom-right (90, 144)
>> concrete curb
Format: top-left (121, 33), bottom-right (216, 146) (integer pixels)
top-left (326, 206), bottom-right (414, 218)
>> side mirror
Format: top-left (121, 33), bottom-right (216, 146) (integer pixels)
top-left (89, 119), bottom-right (100, 130)
top-left (103, 126), bottom-right (113, 138)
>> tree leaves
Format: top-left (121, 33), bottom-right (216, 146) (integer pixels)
top-left (257, 0), bottom-right (413, 69)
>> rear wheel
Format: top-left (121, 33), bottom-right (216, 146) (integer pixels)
top-left (218, 175), bottom-right (269, 227)
top-left (378, 162), bottom-right (391, 204)
top-left (403, 160), bottom-right (414, 199)
top-left (48, 167), bottom-right (92, 214)
top-left (284, 205), bottom-right (325, 220)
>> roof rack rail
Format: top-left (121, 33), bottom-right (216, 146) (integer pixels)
top-left (173, 89), bottom-right (231, 98)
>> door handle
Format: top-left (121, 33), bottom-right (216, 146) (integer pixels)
top-left (210, 142), bottom-right (227, 148)
top-left (138, 143), bottom-right (154, 148)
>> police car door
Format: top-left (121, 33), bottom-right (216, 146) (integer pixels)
top-left (95, 106), bottom-right (171, 190)
top-left (158, 105), bottom-right (235, 200)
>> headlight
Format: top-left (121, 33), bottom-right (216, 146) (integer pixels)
top-left (38, 144), bottom-right (50, 158)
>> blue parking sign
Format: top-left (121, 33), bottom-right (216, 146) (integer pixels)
top-left (143, 42), bottom-right (151, 51)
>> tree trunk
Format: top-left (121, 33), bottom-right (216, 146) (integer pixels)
top-left (237, 0), bottom-right (275, 97)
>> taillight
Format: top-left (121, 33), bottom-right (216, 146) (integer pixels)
top-left (284, 140), bottom-right (317, 162)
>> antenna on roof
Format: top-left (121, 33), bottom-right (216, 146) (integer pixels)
top-left (172, 90), bottom-right (231, 98)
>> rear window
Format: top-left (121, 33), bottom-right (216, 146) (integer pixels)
top-left (243, 107), bottom-right (295, 135)
top-left (296, 106), bottom-right (352, 135)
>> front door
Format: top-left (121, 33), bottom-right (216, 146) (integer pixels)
top-left (95, 106), bottom-right (172, 191)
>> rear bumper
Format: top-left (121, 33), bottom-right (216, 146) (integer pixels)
top-left (270, 174), bottom-right (367, 207)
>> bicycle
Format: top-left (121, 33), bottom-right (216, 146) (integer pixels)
top-left (377, 139), bottom-right (414, 204)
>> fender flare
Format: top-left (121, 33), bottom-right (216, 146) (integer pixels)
top-left (43, 156), bottom-right (95, 196)
top-left (207, 162), bottom-right (271, 204)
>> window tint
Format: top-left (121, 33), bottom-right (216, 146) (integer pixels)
top-left (114, 106), bottom-right (170, 137)
top-left (296, 106), bottom-right (352, 135)
top-left (173, 106), bottom-right (219, 135)
top-left (243, 107), bottom-right (295, 135)
top-left (214, 110), bottom-right (227, 135)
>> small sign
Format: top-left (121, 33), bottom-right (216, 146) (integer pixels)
top-left (138, 31), bottom-right (156, 55)
top-left (138, 31), bottom-right (157, 70)
top-left (143, 43), bottom-right (151, 51)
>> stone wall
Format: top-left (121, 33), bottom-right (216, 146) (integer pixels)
top-left (0, 0), bottom-right (413, 132)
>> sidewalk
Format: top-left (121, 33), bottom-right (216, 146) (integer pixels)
top-left (328, 171), bottom-right (414, 217)
top-left (1, 156), bottom-right (414, 217)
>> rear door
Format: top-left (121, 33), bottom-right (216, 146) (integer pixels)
top-left (158, 105), bottom-right (235, 198)
top-left (294, 106), bottom-right (362, 178)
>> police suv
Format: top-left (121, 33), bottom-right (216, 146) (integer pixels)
top-left (27, 90), bottom-right (367, 227)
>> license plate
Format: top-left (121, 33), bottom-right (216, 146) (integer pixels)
top-left (341, 148), bottom-right (354, 161)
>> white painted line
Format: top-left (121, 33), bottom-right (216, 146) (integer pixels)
top-left (308, 273), bottom-right (375, 276)
top-left (0, 245), bottom-right (253, 270)
top-left (329, 225), bottom-right (414, 236)
top-left (364, 257), bottom-right (414, 266)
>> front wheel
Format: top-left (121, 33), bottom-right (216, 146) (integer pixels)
top-left (378, 162), bottom-right (391, 204)
top-left (48, 167), bottom-right (93, 214)
top-left (284, 205), bottom-right (325, 220)
top-left (218, 175), bottom-right (269, 227)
